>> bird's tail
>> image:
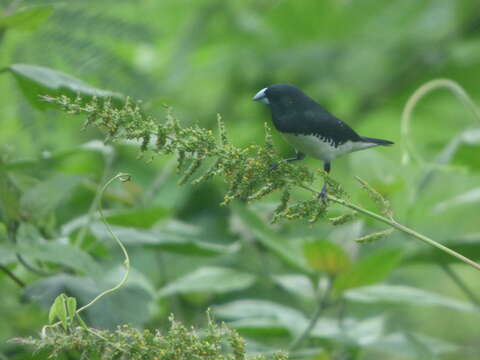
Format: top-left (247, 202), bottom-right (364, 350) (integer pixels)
top-left (360, 136), bottom-right (394, 146)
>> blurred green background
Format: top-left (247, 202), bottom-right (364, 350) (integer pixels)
top-left (1, 0), bottom-right (480, 359)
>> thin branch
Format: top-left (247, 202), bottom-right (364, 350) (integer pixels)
top-left (9, 223), bottom-right (51, 277)
top-left (401, 78), bottom-right (480, 165)
top-left (300, 184), bottom-right (480, 272)
top-left (76, 173), bottom-right (131, 315)
top-left (74, 151), bottom-right (114, 247)
top-left (289, 276), bottom-right (334, 351)
top-left (0, 264), bottom-right (25, 287)
top-left (440, 263), bottom-right (480, 306)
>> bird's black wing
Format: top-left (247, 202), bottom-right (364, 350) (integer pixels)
top-left (273, 104), bottom-right (361, 146)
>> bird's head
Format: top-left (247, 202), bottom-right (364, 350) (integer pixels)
top-left (252, 84), bottom-right (310, 107)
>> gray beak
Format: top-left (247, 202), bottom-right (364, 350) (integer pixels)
top-left (252, 87), bottom-right (269, 104)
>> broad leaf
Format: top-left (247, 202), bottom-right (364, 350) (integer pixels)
top-left (24, 272), bottom-right (153, 328)
top-left (226, 318), bottom-right (290, 338)
top-left (405, 236), bottom-right (480, 265)
top-left (333, 249), bottom-right (402, 295)
top-left (62, 205), bottom-right (171, 236)
top-left (303, 239), bottom-right (351, 274)
top-left (158, 267), bottom-right (255, 297)
top-left (0, 5), bottom-right (54, 31)
top-left (368, 332), bottom-right (457, 358)
top-left (6, 64), bottom-right (123, 109)
top-left (20, 174), bottom-right (83, 220)
top-left (311, 316), bottom-right (385, 346)
top-left (0, 162), bottom-right (21, 222)
top-left (0, 243), bottom-right (16, 264)
top-left (214, 299), bottom-right (309, 336)
top-left (433, 187), bottom-right (480, 213)
top-left (273, 274), bottom-right (315, 300)
top-left (48, 294), bottom-right (68, 328)
top-left (231, 202), bottom-right (312, 274)
top-left (344, 284), bottom-right (477, 312)
top-left (16, 224), bottom-right (102, 277)
top-left (5, 140), bottom-right (114, 172)
top-left (105, 207), bottom-right (171, 228)
top-left (90, 224), bottom-right (239, 256)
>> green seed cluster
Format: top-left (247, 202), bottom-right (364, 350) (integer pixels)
top-left (355, 228), bottom-right (394, 244)
top-left (13, 315), bottom-right (288, 360)
top-left (329, 211), bottom-right (358, 225)
top-left (355, 177), bottom-right (393, 219)
top-left (43, 95), bottom-right (347, 223)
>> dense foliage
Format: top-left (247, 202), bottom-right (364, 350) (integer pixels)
top-left (1, 1), bottom-right (480, 360)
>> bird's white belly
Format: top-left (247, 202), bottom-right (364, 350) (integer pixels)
top-left (283, 133), bottom-right (372, 161)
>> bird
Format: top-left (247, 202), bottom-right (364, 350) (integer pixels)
top-left (252, 84), bottom-right (393, 198)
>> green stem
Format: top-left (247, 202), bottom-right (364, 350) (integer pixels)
top-left (0, 263), bottom-right (24, 287)
top-left (401, 78), bottom-right (480, 165)
top-left (330, 195), bottom-right (480, 271)
top-left (76, 173), bottom-right (131, 315)
top-left (74, 152), bottom-right (114, 247)
top-left (301, 184), bottom-right (480, 272)
top-left (289, 276), bottom-right (333, 351)
top-left (440, 263), bottom-right (480, 305)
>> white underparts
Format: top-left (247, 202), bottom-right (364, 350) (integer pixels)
top-left (282, 133), bottom-right (378, 162)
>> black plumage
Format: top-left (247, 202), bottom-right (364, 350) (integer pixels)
top-left (253, 83), bottom-right (394, 198)
top-left (265, 84), bottom-right (361, 147)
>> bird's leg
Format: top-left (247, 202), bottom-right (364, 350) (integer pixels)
top-left (270, 152), bottom-right (305, 171)
top-left (318, 161), bottom-right (331, 200)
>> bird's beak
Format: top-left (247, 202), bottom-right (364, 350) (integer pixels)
top-left (252, 88), bottom-right (269, 104)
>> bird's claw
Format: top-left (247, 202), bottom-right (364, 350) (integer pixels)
top-left (318, 184), bottom-right (328, 203)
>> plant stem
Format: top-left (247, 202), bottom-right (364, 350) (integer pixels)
top-left (300, 184), bottom-right (480, 272)
top-left (331, 195), bottom-right (480, 271)
top-left (74, 151), bottom-right (114, 247)
top-left (440, 263), bottom-right (480, 305)
top-left (76, 173), bottom-right (131, 315)
top-left (401, 78), bottom-right (480, 165)
top-left (289, 276), bottom-right (333, 351)
top-left (0, 263), bottom-right (24, 287)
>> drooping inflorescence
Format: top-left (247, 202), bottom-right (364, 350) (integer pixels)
top-left (42, 95), bottom-right (347, 223)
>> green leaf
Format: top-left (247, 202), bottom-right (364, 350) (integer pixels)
top-left (20, 174), bottom-right (83, 220)
top-left (104, 207), bottom-right (171, 228)
top-left (273, 274), bottom-right (315, 300)
top-left (231, 202), bottom-right (312, 274)
top-left (48, 293), bottom-right (68, 329)
top-left (4, 140), bottom-right (114, 172)
top-left (311, 316), bottom-right (385, 346)
top-left (17, 224), bottom-right (102, 277)
top-left (0, 161), bottom-right (21, 222)
top-left (158, 267), bottom-right (255, 297)
top-left (303, 239), bottom-right (351, 274)
top-left (368, 332), bottom-right (457, 358)
top-left (405, 234), bottom-right (480, 265)
top-left (90, 224), bottom-right (239, 257)
top-left (214, 299), bottom-right (309, 337)
top-left (333, 249), bottom-right (402, 295)
top-left (0, 243), bottom-right (16, 264)
top-left (0, 5), bottom-right (54, 31)
top-left (344, 284), bottom-right (477, 312)
top-left (417, 129), bottom-right (480, 195)
top-left (65, 296), bottom-right (77, 322)
top-left (24, 273), bottom-right (153, 329)
top-left (433, 187), bottom-right (480, 213)
top-left (6, 64), bottom-right (123, 109)
top-left (226, 318), bottom-right (290, 338)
